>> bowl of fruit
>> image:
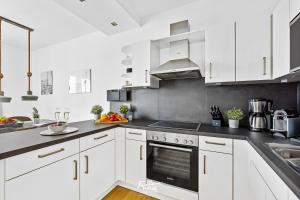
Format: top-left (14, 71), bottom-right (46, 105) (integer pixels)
top-left (96, 112), bottom-right (128, 124)
top-left (0, 116), bottom-right (17, 127)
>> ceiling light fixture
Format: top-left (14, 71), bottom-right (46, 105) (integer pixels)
top-left (21, 29), bottom-right (38, 101)
top-left (111, 22), bottom-right (118, 27)
top-left (0, 19), bottom-right (12, 103)
top-left (79, 0), bottom-right (86, 2)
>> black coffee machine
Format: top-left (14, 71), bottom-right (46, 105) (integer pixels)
top-left (249, 98), bottom-right (273, 132)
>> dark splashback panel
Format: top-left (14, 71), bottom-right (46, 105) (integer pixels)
top-left (110, 79), bottom-right (298, 126)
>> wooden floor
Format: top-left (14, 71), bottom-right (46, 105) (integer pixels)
top-left (102, 186), bottom-right (158, 200)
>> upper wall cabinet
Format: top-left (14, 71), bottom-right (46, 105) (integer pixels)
top-left (273, 0), bottom-right (290, 79)
top-left (236, 16), bottom-right (272, 81)
top-left (290, 0), bottom-right (300, 21)
top-left (121, 40), bottom-right (160, 88)
top-left (205, 22), bottom-right (236, 83)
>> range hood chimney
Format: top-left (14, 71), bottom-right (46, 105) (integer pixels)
top-left (150, 20), bottom-right (202, 80)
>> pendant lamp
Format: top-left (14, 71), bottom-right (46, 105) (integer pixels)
top-left (0, 19), bottom-right (12, 103)
top-left (21, 30), bottom-right (38, 101)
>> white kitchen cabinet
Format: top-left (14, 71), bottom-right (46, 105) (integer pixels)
top-left (290, 0), bottom-right (300, 21)
top-left (5, 154), bottom-right (80, 200)
top-left (249, 160), bottom-right (277, 200)
top-left (198, 150), bottom-right (232, 200)
top-left (0, 160), bottom-right (4, 200)
top-left (205, 22), bottom-right (236, 83)
top-left (236, 15), bottom-right (272, 81)
top-left (115, 127), bottom-right (126, 182)
top-left (289, 190), bottom-right (299, 200)
top-left (122, 40), bottom-right (160, 88)
top-left (126, 139), bottom-right (146, 187)
top-left (80, 140), bottom-right (115, 200)
top-left (273, 0), bottom-right (290, 79)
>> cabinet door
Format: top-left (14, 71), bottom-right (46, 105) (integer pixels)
top-left (290, 0), bottom-right (300, 21)
top-left (0, 160), bottom-right (4, 200)
top-left (131, 41), bottom-right (151, 87)
top-left (198, 150), bottom-right (232, 200)
top-left (115, 128), bottom-right (126, 182)
top-left (126, 139), bottom-right (146, 187)
top-left (205, 22), bottom-right (236, 83)
top-left (6, 155), bottom-right (79, 200)
top-left (266, 188), bottom-right (277, 200)
top-left (236, 16), bottom-right (272, 81)
top-left (80, 140), bottom-right (115, 200)
top-left (249, 161), bottom-right (266, 200)
top-left (273, 0), bottom-right (290, 79)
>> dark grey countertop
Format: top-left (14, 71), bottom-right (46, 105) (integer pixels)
top-left (0, 119), bottom-right (299, 198)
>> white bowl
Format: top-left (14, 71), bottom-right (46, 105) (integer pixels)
top-left (48, 123), bottom-right (67, 133)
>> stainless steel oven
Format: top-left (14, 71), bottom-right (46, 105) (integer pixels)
top-left (147, 131), bottom-right (198, 192)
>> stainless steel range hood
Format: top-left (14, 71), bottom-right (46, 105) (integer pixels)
top-left (150, 20), bottom-right (202, 80)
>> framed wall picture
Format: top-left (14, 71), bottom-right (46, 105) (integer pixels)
top-left (41, 71), bottom-right (53, 95)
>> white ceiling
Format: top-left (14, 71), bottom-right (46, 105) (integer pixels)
top-left (52, 0), bottom-right (141, 35)
top-left (116, 0), bottom-right (200, 20)
top-left (0, 0), bottom-right (279, 50)
top-left (0, 0), bottom-right (98, 49)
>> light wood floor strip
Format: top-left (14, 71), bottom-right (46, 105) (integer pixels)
top-left (102, 186), bottom-right (158, 200)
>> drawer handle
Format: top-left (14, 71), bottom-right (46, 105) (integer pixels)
top-left (84, 155), bottom-right (89, 174)
top-left (38, 148), bottom-right (65, 158)
top-left (73, 160), bottom-right (78, 180)
top-left (94, 134), bottom-right (108, 140)
top-left (128, 132), bottom-right (142, 136)
top-left (140, 145), bottom-right (143, 160)
top-left (205, 141), bottom-right (226, 146)
top-left (203, 155), bottom-right (207, 174)
top-left (263, 57), bottom-right (267, 75)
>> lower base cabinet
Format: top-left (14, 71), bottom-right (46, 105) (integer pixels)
top-left (198, 150), bottom-right (232, 200)
top-left (249, 160), bottom-right (276, 200)
top-left (5, 154), bottom-right (80, 200)
top-left (126, 139), bottom-right (146, 187)
top-left (80, 140), bottom-right (115, 200)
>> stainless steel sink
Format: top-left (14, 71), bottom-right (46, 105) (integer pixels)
top-left (266, 143), bottom-right (300, 173)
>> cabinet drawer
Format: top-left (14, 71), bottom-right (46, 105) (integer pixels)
top-left (80, 129), bottom-right (115, 151)
top-left (6, 139), bottom-right (79, 180)
top-left (126, 128), bottom-right (146, 141)
top-left (199, 136), bottom-right (233, 154)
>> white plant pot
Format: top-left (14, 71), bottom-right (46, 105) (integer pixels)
top-left (93, 114), bottom-right (101, 121)
top-left (229, 119), bottom-right (239, 129)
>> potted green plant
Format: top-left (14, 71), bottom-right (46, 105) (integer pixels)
top-left (225, 107), bottom-right (245, 128)
top-left (119, 105), bottom-right (129, 118)
top-left (91, 105), bottom-right (103, 120)
top-left (32, 107), bottom-right (40, 124)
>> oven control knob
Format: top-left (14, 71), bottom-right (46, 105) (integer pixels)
top-left (162, 137), bottom-right (167, 142)
top-left (155, 136), bottom-right (159, 140)
top-left (175, 138), bottom-right (179, 143)
top-left (189, 140), bottom-right (194, 145)
top-left (183, 139), bottom-right (188, 144)
top-left (151, 136), bottom-right (155, 140)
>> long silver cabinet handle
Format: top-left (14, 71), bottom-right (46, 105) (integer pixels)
top-left (94, 134), bottom-right (108, 140)
top-left (145, 70), bottom-right (148, 83)
top-left (209, 63), bottom-right (212, 79)
top-left (263, 57), bottom-right (267, 75)
top-left (38, 148), bottom-right (65, 158)
top-left (73, 160), bottom-right (78, 180)
top-left (84, 155), bottom-right (89, 174)
top-left (140, 145), bottom-right (143, 160)
top-left (205, 141), bottom-right (226, 146)
top-left (203, 155), bottom-right (207, 174)
top-left (128, 132), bottom-right (142, 136)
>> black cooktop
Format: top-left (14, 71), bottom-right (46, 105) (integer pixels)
top-left (148, 121), bottom-right (201, 131)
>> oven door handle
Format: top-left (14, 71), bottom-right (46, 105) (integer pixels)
top-left (149, 143), bottom-right (193, 152)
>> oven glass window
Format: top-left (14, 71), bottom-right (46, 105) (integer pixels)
top-left (152, 147), bottom-right (191, 180)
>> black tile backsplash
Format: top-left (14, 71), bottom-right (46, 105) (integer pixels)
top-left (110, 79), bottom-right (298, 126)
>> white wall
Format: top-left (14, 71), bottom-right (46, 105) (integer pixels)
top-left (1, 44), bottom-right (34, 117)
top-left (2, 0), bottom-right (279, 122)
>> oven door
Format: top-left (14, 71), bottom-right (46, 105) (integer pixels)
top-left (147, 141), bottom-right (198, 192)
